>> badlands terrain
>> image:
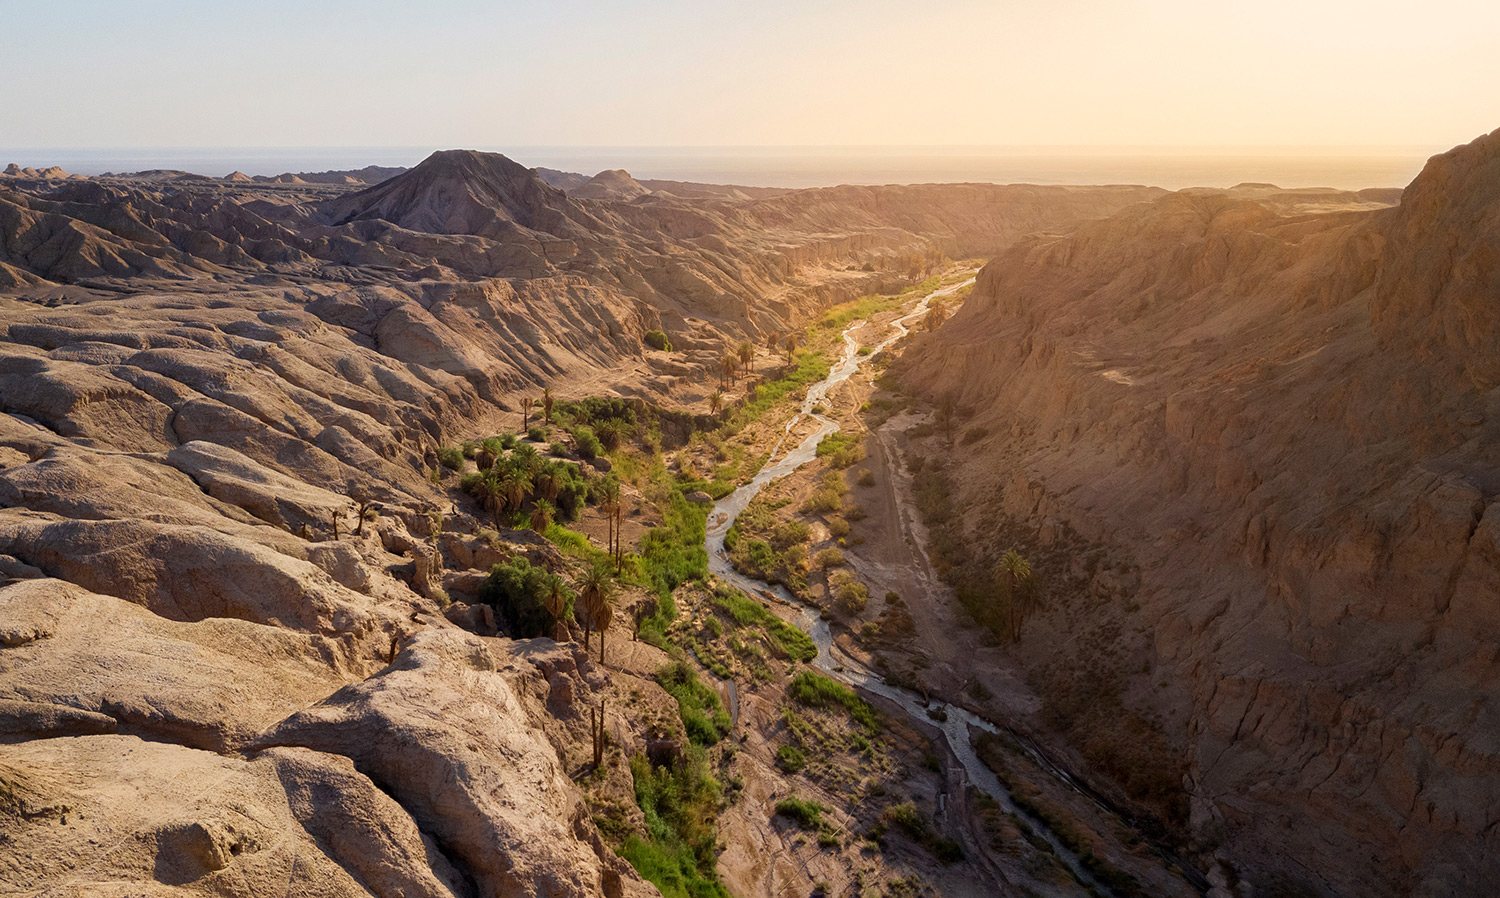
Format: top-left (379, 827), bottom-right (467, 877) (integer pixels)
top-left (0, 130), bottom-right (1494, 898)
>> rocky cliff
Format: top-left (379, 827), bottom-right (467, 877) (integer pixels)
top-left (0, 155), bottom-right (1163, 895)
top-left (897, 129), bottom-right (1500, 896)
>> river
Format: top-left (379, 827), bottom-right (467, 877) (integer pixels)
top-left (699, 276), bottom-right (1154, 894)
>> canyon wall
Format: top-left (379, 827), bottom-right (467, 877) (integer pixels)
top-left (898, 129), bottom-right (1500, 896)
top-left (0, 154), bottom-right (1161, 894)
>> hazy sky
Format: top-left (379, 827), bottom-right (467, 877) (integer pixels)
top-left (4, 0), bottom-right (1497, 150)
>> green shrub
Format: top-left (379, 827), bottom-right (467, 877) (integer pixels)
top-left (830, 570), bottom-right (868, 616)
top-left (933, 837), bottom-right (965, 863)
top-left (571, 426), bottom-right (602, 461)
top-left (656, 661), bottom-right (730, 746)
top-left (480, 557), bottom-right (569, 637)
top-left (801, 489), bottom-right (842, 514)
top-left (527, 425), bottom-right (546, 441)
top-left (644, 329), bottom-right (672, 351)
top-left (549, 441), bottom-right (570, 457)
top-left (826, 517), bottom-right (850, 538)
top-left (856, 468), bottom-right (876, 487)
top-left (814, 547), bottom-right (844, 569)
top-left (774, 797), bottom-right (825, 829)
top-left (776, 744), bottom-right (807, 773)
top-left (437, 446), bottom-right (464, 470)
top-left (816, 432), bottom-right (865, 469)
top-left (709, 589), bottom-right (817, 662)
top-left (773, 520), bottom-right (810, 547)
top-left (499, 432), bottom-right (518, 451)
top-left (883, 802), bottom-right (928, 840)
top-left (624, 752), bottom-right (728, 898)
top-left (788, 671), bottom-right (878, 730)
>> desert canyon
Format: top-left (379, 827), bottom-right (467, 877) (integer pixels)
top-left (0, 127), bottom-right (1496, 898)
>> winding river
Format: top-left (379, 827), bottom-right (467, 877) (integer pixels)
top-left (700, 277), bottom-right (1148, 893)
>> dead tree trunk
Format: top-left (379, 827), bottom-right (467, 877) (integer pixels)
top-left (591, 700), bottom-right (606, 768)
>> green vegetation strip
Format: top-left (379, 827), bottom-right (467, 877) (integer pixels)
top-left (787, 670), bottom-right (878, 730)
top-left (722, 350), bottom-right (830, 434)
top-left (624, 752), bottom-right (727, 898)
top-left (711, 589), bottom-right (817, 662)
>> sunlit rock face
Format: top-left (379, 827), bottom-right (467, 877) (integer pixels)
top-left (0, 153), bottom-right (1164, 895)
top-left (898, 128), bottom-right (1500, 896)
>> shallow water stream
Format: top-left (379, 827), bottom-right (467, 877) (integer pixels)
top-left (699, 278), bottom-right (1147, 894)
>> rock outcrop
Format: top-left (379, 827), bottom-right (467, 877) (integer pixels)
top-left (0, 151), bottom-right (1176, 895)
top-left (898, 128), bottom-right (1500, 896)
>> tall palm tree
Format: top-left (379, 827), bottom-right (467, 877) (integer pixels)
top-left (497, 462), bottom-right (532, 515)
top-left (737, 340), bottom-right (754, 373)
top-left (536, 463), bottom-right (560, 502)
top-left (530, 498), bottom-right (555, 534)
top-left (766, 331), bottom-right (780, 354)
top-left (784, 333), bottom-right (798, 364)
top-left (995, 549), bottom-right (1038, 641)
top-left (521, 395), bottom-right (531, 430)
top-left (578, 564), bottom-right (613, 654)
top-left (925, 300), bottom-right (949, 332)
top-left (470, 471), bottom-right (505, 528)
top-left (544, 579), bottom-right (568, 641)
top-left (542, 387), bottom-right (554, 423)
top-left (709, 390), bottom-right (724, 415)
top-left (720, 354), bottom-right (737, 388)
top-left (596, 420), bottom-right (626, 451)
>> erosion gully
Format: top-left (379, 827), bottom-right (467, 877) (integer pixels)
top-left (703, 277), bottom-right (1210, 896)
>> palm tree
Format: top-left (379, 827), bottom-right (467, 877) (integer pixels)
top-left (737, 340), bottom-right (754, 373)
top-left (536, 463), bottom-right (561, 502)
top-left (925, 300), bottom-right (948, 332)
top-left (766, 331), bottom-right (780, 353)
top-left (995, 549), bottom-right (1038, 641)
top-left (542, 387), bottom-right (554, 423)
top-left (521, 395), bottom-right (531, 430)
top-left (709, 390), bottom-right (724, 415)
top-left (596, 420), bottom-right (627, 451)
top-left (578, 564), bottom-right (613, 654)
top-left (784, 333), bottom-right (798, 364)
top-left (601, 480), bottom-right (625, 574)
top-left (544, 579), bottom-right (569, 642)
top-left (530, 498), bottom-right (555, 534)
top-left (497, 463), bottom-right (532, 515)
top-left (720, 354), bottom-right (737, 388)
top-left (470, 472), bottom-right (505, 528)
top-left (512, 442), bottom-right (542, 477)
top-left (936, 394), bottom-right (958, 445)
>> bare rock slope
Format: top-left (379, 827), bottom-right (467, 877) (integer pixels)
top-left (0, 153), bottom-right (1162, 894)
top-left (899, 128), bottom-right (1500, 897)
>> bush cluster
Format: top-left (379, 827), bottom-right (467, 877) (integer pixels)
top-left (480, 557), bottom-right (570, 637)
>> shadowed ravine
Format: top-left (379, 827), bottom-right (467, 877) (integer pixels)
top-left (703, 278), bottom-right (1207, 894)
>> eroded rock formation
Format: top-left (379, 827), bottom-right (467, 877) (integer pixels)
top-left (898, 129), bottom-right (1500, 896)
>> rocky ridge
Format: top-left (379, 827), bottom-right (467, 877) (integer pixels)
top-left (897, 128), bottom-right (1500, 896)
top-left (0, 154), bottom-right (1165, 895)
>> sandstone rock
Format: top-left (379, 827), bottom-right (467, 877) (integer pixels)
top-left (442, 599), bottom-right (497, 636)
top-left (0, 735), bottom-right (465, 897)
top-left (256, 629), bottom-right (652, 898)
top-left (0, 512), bottom-right (395, 636)
top-left (0, 578), bottom-right (358, 750)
